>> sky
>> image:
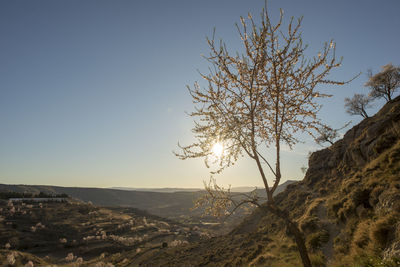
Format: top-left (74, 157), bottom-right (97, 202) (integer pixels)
top-left (1, 0), bottom-right (399, 189)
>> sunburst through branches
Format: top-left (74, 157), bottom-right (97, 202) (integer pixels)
top-left (211, 142), bottom-right (224, 158)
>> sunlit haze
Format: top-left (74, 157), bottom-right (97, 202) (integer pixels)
top-left (0, 0), bottom-right (399, 189)
top-left (212, 143), bottom-right (224, 158)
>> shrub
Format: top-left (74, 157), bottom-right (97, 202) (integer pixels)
top-left (351, 188), bottom-right (371, 208)
top-left (388, 146), bottom-right (400, 166)
top-left (318, 188), bottom-right (328, 195)
top-left (251, 254), bottom-right (269, 265)
top-left (337, 199), bottom-right (355, 221)
top-left (329, 198), bottom-right (345, 216)
top-left (354, 254), bottom-right (400, 267)
top-left (370, 215), bottom-right (396, 248)
top-left (307, 230), bottom-right (329, 251)
top-left (310, 252), bottom-right (325, 267)
top-left (374, 132), bottom-right (397, 154)
top-left (352, 220), bottom-right (371, 249)
top-left (369, 185), bottom-right (385, 206)
top-left (333, 235), bottom-right (349, 254)
top-left (299, 215), bottom-right (320, 233)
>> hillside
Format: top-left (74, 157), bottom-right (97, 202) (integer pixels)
top-left (130, 96), bottom-right (400, 266)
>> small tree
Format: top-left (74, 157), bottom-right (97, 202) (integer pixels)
top-left (366, 63), bottom-right (400, 102)
top-left (315, 125), bottom-right (339, 146)
top-left (344, 93), bottom-right (372, 118)
top-left (315, 122), bottom-right (350, 146)
top-left (176, 7), bottom-right (352, 267)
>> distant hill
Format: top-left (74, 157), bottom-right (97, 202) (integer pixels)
top-left (0, 181), bottom-right (295, 221)
top-left (109, 183), bottom-right (294, 193)
top-left (253, 180), bottom-right (297, 197)
top-left (109, 187), bottom-right (202, 193)
top-left (0, 184), bottom-right (202, 220)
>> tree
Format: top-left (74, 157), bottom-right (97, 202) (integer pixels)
top-left (315, 122), bottom-right (351, 146)
top-left (315, 125), bottom-right (339, 146)
top-left (344, 93), bottom-right (372, 118)
top-left (175, 7), bottom-right (352, 267)
top-left (366, 63), bottom-right (400, 102)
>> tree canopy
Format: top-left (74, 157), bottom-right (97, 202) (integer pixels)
top-left (344, 93), bottom-right (373, 118)
top-left (177, 10), bottom-right (348, 200)
top-left (366, 63), bottom-right (400, 102)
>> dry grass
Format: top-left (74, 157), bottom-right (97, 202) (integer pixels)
top-left (370, 214), bottom-right (397, 249)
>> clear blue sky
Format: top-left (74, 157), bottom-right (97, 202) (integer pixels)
top-left (1, 0), bottom-right (399, 188)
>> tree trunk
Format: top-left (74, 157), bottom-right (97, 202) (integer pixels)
top-left (272, 137), bottom-right (282, 194)
top-left (286, 220), bottom-right (312, 267)
top-left (253, 152), bottom-right (273, 202)
top-left (361, 108), bottom-right (369, 118)
top-left (265, 204), bottom-right (312, 267)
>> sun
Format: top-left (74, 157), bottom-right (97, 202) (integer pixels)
top-left (212, 142), bottom-right (224, 158)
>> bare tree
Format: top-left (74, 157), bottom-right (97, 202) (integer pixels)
top-left (315, 125), bottom-right (338, 146)
top-left (366, 63), bottom-right (400, 102)
top-left (175, 7), bottom-right (352, 267)
top-left (344, 93), bottom-right (373, 118)
top-left (315, 122), bottom-right (351, 146)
